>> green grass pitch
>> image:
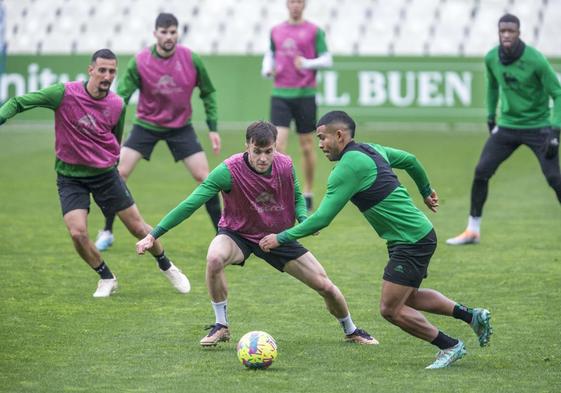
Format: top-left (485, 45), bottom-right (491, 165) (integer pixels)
top-left (1, 120), bottom-right (560, 392)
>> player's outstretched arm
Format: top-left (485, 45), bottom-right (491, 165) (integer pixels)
top-left (0, 83), bottom-right (64, 123)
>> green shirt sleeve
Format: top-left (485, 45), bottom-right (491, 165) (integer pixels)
top-left (117, 56), bottom-right (140, 105)
top-left (485, 55), bottom-right (499, 122)
top-left (193, 52), bottom-right (218, 132)
top-left (113, 104), bottom-right (127, 144)
top-left (278, 158), bottom-right (362, 243)
top-left (293, 167), bottom-right (307, 223)
top-left (536, 53), bottom-right (561, 128)
top-left (379, 145), bottom-right (432, 198)
top-left (151, 163), bottom-right (231, 238)
top-left (0, 83), bottom-right (64, 124)
top-left (315, 27), bottom-right (328, 55)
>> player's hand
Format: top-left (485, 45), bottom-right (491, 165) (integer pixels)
top-left (545, 127), bottom-right (560, 159)
top-left (424, 190), bottom-right (439, 213)
top-left (259, 234), bottom-right (280, 252)
top-left (208, 132), bottom-right (221, 155)
top-left (487, 119), bottom-right (497, 134)
top-left (136, 234), bottom-right (155, 255)
top-left (294, 56), bottom-right (304, 70)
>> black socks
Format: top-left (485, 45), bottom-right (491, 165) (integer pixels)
top-left (155, 252), bottom-right (172, 271)
top-left (431, 331), bottom-right (459, 350)
top-left (453, 304), bottom-right (473, 324)
top-left (94, 261), bottom-right (114, 279)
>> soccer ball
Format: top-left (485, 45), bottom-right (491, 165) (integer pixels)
top-left (236, 331), bottom-right (278, 369)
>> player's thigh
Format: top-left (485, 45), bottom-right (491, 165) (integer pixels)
top-left (284, 251), bottom-right (331, 290)
top-left (118, 147), bottom-right (144, 178)
top-left (182, 151), bottom-right (210, 183)
top-left (275, 126), bottom-right (290, 152)
top-left (526, 129), bottom-right (561, 177)
top-left (475, 128), bottom-right (519, 176)
top-left (116, 204), bottom-right (149, 237)
top-left (207, 234), bottom-right (246, 267)
top-left (380, 280), bottom-right (416, 312)
top-left (62, 208), bottom-right (89, 235)
top-left (537, 151), bottom-right (561, 180)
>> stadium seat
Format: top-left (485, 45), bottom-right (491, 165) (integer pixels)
top-left (3, 0), bottom-right (558, 56)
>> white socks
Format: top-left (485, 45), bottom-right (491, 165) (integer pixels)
top-left (338, 315), bottom-right (357, 335)
top-left (467, 216), bottom-right (481, 233)
top-left (212, 300), bottom-right (228, 326)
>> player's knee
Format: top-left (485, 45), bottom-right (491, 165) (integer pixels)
top-left (117, 165), bottom-right (131, 180)
top-left (300, 141), bottom-right (315, 155)
top-left (69, 227), bottom-right (88, 244)
top-left (193, 173), bottom-right (207, 183)
top-left (474, 164), bottom-right (491, 181)
top-left (379, 302), bottom-right (397, 322)
top-left (313, 277), bottom-right (336, 298)
top-left (206, 253), bottom-right (226, 275)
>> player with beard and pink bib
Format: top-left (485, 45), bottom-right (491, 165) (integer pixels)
top-left (95, 13), bottom-right (221, 252)
top-left (0, 49), bottom-right (190, 298)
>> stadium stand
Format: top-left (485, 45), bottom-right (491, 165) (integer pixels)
top-left (3, 0), bottom-right (560, 56)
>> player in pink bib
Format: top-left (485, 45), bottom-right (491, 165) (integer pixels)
top-left (95, 13), bottom-right (221, 252)
top-left (0, 50), bottom-right (190, 298)
top-left (136, 121), bottom-right (378, 347)
top-left (262, 0), bottom-right (333, 212)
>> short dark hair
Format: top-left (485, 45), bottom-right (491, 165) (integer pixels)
top-left (246, 121), bottom-right (278, 147)
top-left (316, 110), bottom-right (356, 138)
top-left (155, 13), bottom-right (178, 29)
top-left (91, 49), bottom-right (117, 64)
top-left (498, 14), bottom-right (520, 28)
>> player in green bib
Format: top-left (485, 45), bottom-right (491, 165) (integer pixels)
top-left (260, 111), bottom-right (493, 369)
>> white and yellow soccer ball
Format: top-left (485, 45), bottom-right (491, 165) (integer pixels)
top-left (236, 331), bottom-right (278, 369)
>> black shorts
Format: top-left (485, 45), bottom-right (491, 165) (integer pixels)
top-left (56, 168), bottom-right (135, 217)
top-left (270, 96), bottom-right (317, 134)
top-left (383, 229), bottom-right (437, 288)
top-left (123, 123), bottom-right (203, 161)
top-left (218, 228), bottom-right (308, 272)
